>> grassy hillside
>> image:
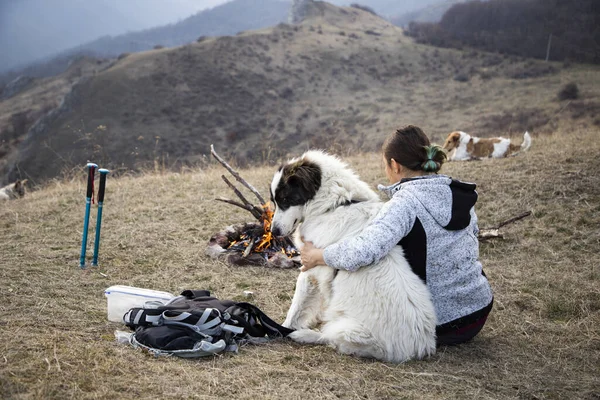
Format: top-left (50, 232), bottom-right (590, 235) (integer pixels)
top-left (0, 57), bottom-right (113, 183)
top-left (0, 124), bottom-right (598, 399)
top-left (5, 1), bottom-right (600, 186)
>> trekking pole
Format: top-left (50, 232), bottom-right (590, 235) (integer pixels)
top-left (91, 169), bottom-right (109, 267)
top-left (79, 163), bottom-right (97, 268)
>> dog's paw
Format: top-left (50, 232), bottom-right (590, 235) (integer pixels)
top-left (288, 329), bottom-right (323, 344)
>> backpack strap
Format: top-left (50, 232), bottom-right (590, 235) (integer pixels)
top-left (227, 302), bottom-right (295, 338)
top-left (123, 308), bottom-right (163, 327)
top-left (124, 306), bottom-right (245, 338)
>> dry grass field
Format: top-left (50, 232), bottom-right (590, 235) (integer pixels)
top-left (1, 122), bottom-right (598, 399)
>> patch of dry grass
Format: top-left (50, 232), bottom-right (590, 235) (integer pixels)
top-left (0, 125), bottom-right (599, 399)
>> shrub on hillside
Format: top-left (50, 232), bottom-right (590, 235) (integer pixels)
top-left (558, 83), bottom-right (579, 101)
top-left (10, 112), bottom-right (29, 139)
top-left (365, 30), bottom-right (381, 37)
top-left (454, 72), bottom-right (470, 82)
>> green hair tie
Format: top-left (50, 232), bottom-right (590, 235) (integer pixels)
top-left (422, 159), bottom-right (438, 172)
top-left (422, 145), bottom-right (443, 172)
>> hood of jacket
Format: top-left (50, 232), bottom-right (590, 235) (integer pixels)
top-left (378, 175), bottom-right (477, 230)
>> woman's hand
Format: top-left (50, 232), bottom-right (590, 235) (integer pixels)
top-left (300, 240), bottom-right (325, 272)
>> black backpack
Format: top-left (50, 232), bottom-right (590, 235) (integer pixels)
top-left (122, 289), bottom-right (294, 358)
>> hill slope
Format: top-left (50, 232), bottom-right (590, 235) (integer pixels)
top-left (0, 129), bottom-right (598, 399)
top-left (0, 57), bottom-right (113, 181)
top-left (3, 1), bottom-right (600, 185)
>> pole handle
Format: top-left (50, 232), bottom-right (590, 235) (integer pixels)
top-left (86, 163), bottom-right (98, 198)
top-left (97, 169), bottom-right (109, 203)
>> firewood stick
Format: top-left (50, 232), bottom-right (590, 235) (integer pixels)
top-left (220, 175), bottom-right (263, 217)
top-left (215, 198), bottom-right (263, 220)
top-left (283, 236), bottom-right (297, 250)
top-left (221, 175), bottom-right (253, 206)
top-left (243, 239), bottom-right (256, 258)
top-left (211, 144), bottom-right (266, 205)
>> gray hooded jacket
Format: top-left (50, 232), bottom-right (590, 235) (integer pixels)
top-left (323, 175), bottom-right (493, 326)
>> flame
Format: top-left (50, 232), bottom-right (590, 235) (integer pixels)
top-left (221, 201), bottom-right (299, 262)
top-left (255, 202), bottom-right (274, 252)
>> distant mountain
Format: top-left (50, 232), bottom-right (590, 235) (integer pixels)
top-left (328, 0), bottom-right (448, 18)
top-left (0, 0), bottom-right (289, 84)
top-left (0, 0), bottom-right (228, 73)
top-left (391, 0), bottom-right (468, 27)
top-left (69, 0), bottom-right (290, 59)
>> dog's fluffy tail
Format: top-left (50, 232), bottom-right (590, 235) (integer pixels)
top-left (521, 131), bottom-right (532, 152)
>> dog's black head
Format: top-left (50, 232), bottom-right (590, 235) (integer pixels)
top-left (270, 158), bottom-right (321, 236)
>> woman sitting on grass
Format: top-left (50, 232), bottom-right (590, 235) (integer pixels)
top-left (300, 125), bottom-right (494, 346)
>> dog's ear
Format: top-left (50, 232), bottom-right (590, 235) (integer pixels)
top-left (13, 180), bottom-right (27, 196)
top-left (443, 132), bottom-right (461, 150)
top-left (285, 160), bottom-right (321, 195)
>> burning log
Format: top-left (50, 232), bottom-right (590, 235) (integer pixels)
top-left (206, 146), bottom-right (301, 268)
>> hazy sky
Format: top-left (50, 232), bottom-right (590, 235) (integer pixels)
top-left (0, 0), bottom-right (231, 70)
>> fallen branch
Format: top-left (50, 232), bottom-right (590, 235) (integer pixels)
top-left (211, 144), bottom-right (266, 205)
top-left (494, 211), bottom-right (532, 229)
top-left (479, 211), bottom-right (532, 241)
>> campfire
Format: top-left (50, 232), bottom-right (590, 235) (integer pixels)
top-left (206, 146), bottom-right (301, 268)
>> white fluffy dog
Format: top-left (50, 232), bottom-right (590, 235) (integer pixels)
top-left (270, 151), bottom-right (437, 363)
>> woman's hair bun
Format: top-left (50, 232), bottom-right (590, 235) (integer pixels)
top-left (421, 145), bottom-right (447, 173)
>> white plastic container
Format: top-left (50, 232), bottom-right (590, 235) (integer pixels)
top-left (104, 285), bottom-right (175, 323)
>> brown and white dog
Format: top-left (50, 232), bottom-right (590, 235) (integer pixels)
top-left (443, 131), bottom-right (531, 161)
top-left (0, 179), bottom-right (28, 201)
